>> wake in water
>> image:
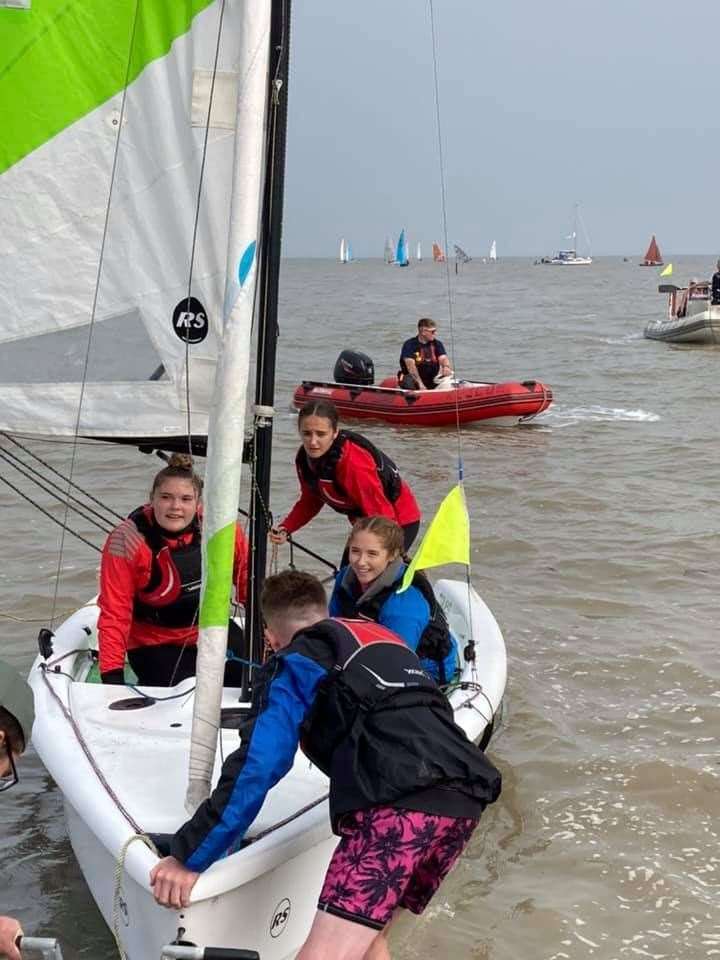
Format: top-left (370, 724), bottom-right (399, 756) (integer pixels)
top-left (547, 406), bottom-right (660, 426)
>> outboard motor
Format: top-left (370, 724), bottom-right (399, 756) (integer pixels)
top-left (333, 350), bottom-right (374, 386)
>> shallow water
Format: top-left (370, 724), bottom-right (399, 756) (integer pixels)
top-left (2, 257), bottom-right (719, 958)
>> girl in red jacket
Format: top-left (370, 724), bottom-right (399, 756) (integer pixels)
top-left (270, 400), bottom-right (420, 554)
top-left (98, 454), bottom-right (249, 686)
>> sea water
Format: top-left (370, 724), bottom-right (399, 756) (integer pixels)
top-left (1, 257), bottom-right (718, 958)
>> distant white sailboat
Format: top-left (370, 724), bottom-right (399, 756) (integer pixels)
top-left (416, 241), bottom-right (422, 261)
top-left (489, 240), bottom-right (497, 262)
top-left (339, 237), bottom-right (349, 263)
top-left (541, 203), bottom-right (592, 265)
top-left (384, 235), bottom-right (394, 263)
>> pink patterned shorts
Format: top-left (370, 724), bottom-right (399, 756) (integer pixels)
top-left (318, 805), bottom-right (478, 930)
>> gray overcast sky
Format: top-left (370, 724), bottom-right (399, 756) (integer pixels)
top-left (282, 0), bottom-right (720, 259)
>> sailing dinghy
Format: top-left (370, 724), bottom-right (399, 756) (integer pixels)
top-left (639, 234), bottom-right (663, 266)
top-left (2, 2), bottom-right (508, 958)
top-left (395, 227), bottom-right (410, 266)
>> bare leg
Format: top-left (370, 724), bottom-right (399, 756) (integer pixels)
top-left (297, 910), bottom-right (380, 960)
top-left (362, 909), bottom-right (402, 960)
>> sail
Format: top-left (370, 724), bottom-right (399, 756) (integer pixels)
top-left (432, 242), bottom-right (446, 263)
top-left (339, 237), bottom-right (347, 262)
top-left (489, 240), bottom-right (497, 261)
top-left (346, 243), bottom-right (353, 262)
top-left (454, 243), bottom-right (471, 263)
top-left (396, 228), bottom-right (409, 266)
top-left (642, 235), bottom-right (663, 265)
top-left (0, 1), bottom-right (245, 441)
top-left (416, 242), bottom-right (422, 261)
top-left (384, 236), bottom-right (394, 263)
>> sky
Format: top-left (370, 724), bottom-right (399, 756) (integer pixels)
top-left (282, 0), bottom-right (720, 259)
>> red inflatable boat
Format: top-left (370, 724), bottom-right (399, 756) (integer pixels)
top-left (293, 376), bottom-right (553, 427)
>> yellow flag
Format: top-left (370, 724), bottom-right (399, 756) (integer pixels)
top-left (659, 263), bottom-right (673, 277)
top-left (398, 484), bottom-right (470, 592)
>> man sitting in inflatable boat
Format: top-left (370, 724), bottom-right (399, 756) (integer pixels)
top-left (398, 317), bottom-right (453, 390)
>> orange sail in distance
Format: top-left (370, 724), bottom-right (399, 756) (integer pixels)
top-left (640, 235), bottom-right (663, 266)
top-left (432, 242), bottom-right (446, 263)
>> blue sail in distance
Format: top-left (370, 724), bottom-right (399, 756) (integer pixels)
top-left (396, 228), bottom-right (409, 266)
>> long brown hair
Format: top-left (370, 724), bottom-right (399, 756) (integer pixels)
top-left (347, 516), bottom-right (404, 558)
top-left (297, 399), bottom-right (339, 431)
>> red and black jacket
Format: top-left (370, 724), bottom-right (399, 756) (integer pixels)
top-left (281, 432), bottom-right (420, 534)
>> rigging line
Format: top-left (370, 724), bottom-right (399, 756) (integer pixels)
top-left (48, 0), bottom-right (143, 631)
top-left (0, 447), bottom-right (115, 534)
top-left (428, 1), bottom-right (477, 648)
top-left (0, 475), bottom-right (101, 554)
top-left (427, 0), bottom-right (464, 465)
top-left (182, 0), bottom-right (229, 450)
top-left (1, 433), bottom-right (124, 522)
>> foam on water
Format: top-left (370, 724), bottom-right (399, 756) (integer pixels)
top-left (548, 405), bottom-right (661, 424)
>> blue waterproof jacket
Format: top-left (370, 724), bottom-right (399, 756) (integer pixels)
top-left (329, 560), bottom-right (458, 682)
top-left (168, 618), bottom-right (500, 872)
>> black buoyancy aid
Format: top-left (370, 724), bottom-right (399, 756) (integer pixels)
top-left (333, 570), bottom-right (453, 682)
top-left (130, 507), bottom-right (202, 629)
top-left (293, 618), bottom-right (500, 820)
top-left (295, 430), bottom-right (401, 515)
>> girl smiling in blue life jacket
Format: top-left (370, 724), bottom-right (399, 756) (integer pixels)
top-left (329, 516), bottom-right (458, 684)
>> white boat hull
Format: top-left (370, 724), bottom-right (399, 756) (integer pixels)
top-left (28, 581), bottom-right (505, 958)
top-left (644, 304), bottom-right (720, 344)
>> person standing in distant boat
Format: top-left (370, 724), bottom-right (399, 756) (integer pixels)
top-left (270, 400), bottom-right (421, 556)
top-left (398, 317), bottom-right (453, 390)
top-left (97, 454), bottom-right (249, 687)
top-left (711, 259), bottom-right (720, 305)
top-left (0, 661), bottom-right (35, 960)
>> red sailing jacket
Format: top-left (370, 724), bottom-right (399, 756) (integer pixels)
top-left (98, 505), bottom-right (249, 675)
top-left (281, 438), bottom-right (420, 535)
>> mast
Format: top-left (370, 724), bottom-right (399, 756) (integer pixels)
top-left (248, 0), bottom-right (292, 678)
top-left (185, 1), bottom-right (274, 812)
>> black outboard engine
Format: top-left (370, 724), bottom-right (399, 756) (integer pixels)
top-left (333, 350), bottom-right (374, 386)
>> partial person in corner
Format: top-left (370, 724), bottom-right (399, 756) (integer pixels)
top-left (398, 317), bottom-right (452, 390)
top-left (149, 570), bottom-right (501, 960)
top-left (0, 660), bottom-right (35, 960)
top-left (329, 516), bottom-right (459, 684)
top-left (711, 258), bottom-right (720, 305)
top-left (98, 454), bottom-right (249, 687)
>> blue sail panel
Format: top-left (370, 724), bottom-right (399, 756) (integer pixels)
top-left (396, 228), bottom-right (409, 266)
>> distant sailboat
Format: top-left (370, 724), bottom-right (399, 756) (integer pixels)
top-left (339, 237), bottom-right (348, 263)
top-left (489, 240), bottom-right (497, 262)
top-left (346, 243), bottom-right (353, 262)
top-left (639, 235), bottom-right (663, 267)
top-left (454, 243), bottom-right (471, 263)
top-left (540, 202), bottom-right (592, 265)
top-left (432, 241), bottom-right (446, 263)
top-left (396, 228), bottom-right (409, 266)
top-left (416, 241), bottom-right (422, 261)
top-left (384, 236), bottom-right (395, 263)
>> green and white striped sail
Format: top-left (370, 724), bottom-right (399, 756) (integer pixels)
top-left (0, 0), bottom-right (252, 439)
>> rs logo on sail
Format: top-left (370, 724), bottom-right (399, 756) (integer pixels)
top-left (172, 296), bottom-right (209, 343)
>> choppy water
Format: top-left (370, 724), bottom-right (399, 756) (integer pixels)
top-left (2, 257), bottom-right (719, 958)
